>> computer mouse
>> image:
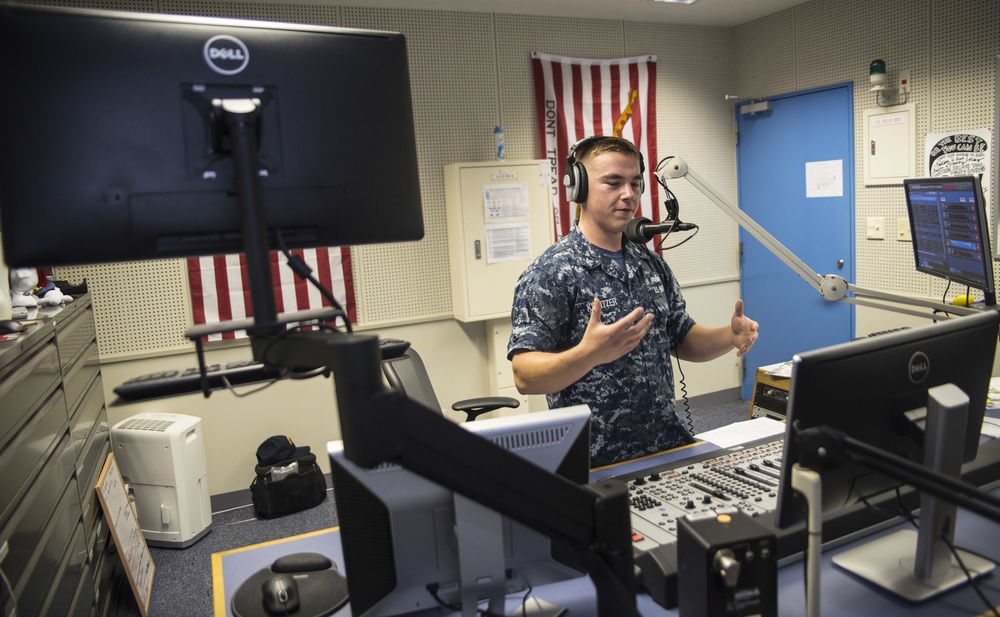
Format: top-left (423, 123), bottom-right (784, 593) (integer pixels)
top-left (261, 575), bottom-right (300, 615)
top-left (0, 320), bottom-right (24, 335)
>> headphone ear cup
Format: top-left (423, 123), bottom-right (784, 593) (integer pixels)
top-left (573, 162), bottom-right (588, 203)
top-left (564, 160), bottom-right (588, 203)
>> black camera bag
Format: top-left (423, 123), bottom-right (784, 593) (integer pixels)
top-left (250, 452), bottom-right (327, 518)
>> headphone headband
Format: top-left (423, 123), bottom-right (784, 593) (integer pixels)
top-left (562, 136), bottom-right (645, 204)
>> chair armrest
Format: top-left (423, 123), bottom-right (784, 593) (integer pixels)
top-left (452, 396), bottom-right (521, 421)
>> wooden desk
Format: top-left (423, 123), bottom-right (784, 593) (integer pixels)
top-left (750, 367), bottom-right (790, 420)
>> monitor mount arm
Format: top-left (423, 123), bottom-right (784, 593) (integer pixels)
top-left (199, 99), bottom-right (640, 617)
top-left (797, 423), bottom-right (1000, 526)
top-left (255, 330), bottom-right (640, 617)
top-left (659, 156), bottom-right (981, 321)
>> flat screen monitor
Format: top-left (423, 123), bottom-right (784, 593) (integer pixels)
top-left (0, 5), bottom-right (423, 268)
top-left (904, 176), bottom-right (996, 305)
top-left (774, 310), bottom-right (1000, 600)
top-left (328, 406), bottom-right (591, 616)
top-left (775, 310), bottom-right (999, 530)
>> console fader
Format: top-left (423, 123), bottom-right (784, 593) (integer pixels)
top-left (615, 437), bottom-right (784, 555)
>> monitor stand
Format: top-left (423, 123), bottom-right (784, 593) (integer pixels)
top-left (452, 495), bottom-right (569, 617)
top-left (832, 383), bottom-right (996, 601)
top-left (453, 494), bottom-right (507, 616)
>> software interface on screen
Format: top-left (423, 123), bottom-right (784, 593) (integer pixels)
top-left (906, 177), bottom-right (994, 299)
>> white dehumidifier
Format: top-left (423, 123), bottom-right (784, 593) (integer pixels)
top-left (111, 412), bottom-right (212, 548)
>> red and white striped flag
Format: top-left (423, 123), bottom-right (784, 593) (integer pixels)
top-left (187, 247), bottom-right (355, 341)
top-left (531, 52), bottom-right (660, 244)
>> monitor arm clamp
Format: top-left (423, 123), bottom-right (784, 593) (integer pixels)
top-left (659, 156), bottom-right (981, 321)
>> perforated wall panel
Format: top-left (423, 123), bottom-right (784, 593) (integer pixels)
top-left (54, 261), bottom-right (191, 358)
top-left (927, 1), bottom-right (999, 301)
top-left (630, 22), bottom-right (739, 284)
top-left (160, 0), bottom-right (342, 24)
top-left (732, 0), bottom-right (1000, 306)
top-left (731, 9), bottom-right (797, 100)
top-left (342, 8), bottom-right (496, 324)
top-left (495, 14), bottom-right (624, 163)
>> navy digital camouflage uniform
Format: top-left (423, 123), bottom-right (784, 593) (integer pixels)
top-left (508, 227), bottom-right (697, 468)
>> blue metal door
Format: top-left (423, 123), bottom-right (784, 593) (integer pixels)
top-left (737, 84), bottom-right (854, 399)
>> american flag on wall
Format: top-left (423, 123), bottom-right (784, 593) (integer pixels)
top-left (187, 248), bottom-right (355, 341)
top-left (531, 52), bottom-right (660, 244)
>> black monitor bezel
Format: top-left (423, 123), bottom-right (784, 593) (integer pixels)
top-left (0, 5), bottom-right (424, 269)
top-left (904, 175), bottom-right (996, 302)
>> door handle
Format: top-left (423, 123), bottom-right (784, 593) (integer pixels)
top-left (837, 259), bottom-right (845, 269)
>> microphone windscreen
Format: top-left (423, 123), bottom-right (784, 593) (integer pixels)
top-left (626, 216), bottom-right (651, 244)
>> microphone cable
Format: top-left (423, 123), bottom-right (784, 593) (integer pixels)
top-left (650, 160), bottom-right (699, 251)
top-left (674, 356), bottom-right (695, 436)
top-left (635, 238), bottom-right (695, 436)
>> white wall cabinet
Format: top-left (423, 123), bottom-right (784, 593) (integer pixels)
top-left (445, 160), bottom-right (554, 322)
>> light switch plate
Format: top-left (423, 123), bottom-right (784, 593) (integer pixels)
top-left (866, 217), bottom-right (885, 239)
top-left (896, 218), bottom-right (912, 242)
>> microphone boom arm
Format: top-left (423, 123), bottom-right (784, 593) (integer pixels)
top-left (660, 156), bottom-right (980, 320)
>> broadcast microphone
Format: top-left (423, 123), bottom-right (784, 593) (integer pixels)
top-left (626, 216), bottom-right (696, 243)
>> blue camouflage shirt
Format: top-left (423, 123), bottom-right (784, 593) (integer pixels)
top-left (508, 228), bottom-right (696, 467)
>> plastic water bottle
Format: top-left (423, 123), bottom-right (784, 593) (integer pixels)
top-left (494, 126), bottom-right (505, 160)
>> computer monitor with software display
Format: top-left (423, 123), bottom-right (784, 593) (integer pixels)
top-left (0, 5), bottom-right (423, 269)
top-left (904, 176), bottom-right (996, 306)
top-left (775, 310), bottom-right (1000, 600)
top-left (328, 406), bottom-right (591, 617)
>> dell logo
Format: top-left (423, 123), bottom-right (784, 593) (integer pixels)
top-left (204, 35), bottom-right (250, 75)
top-left (209, 48), bottom-right (245, 61)
top-left (908, 351), bottom-right (930, 384)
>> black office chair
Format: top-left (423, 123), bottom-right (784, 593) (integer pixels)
top-left (381, 347), bottom-right (520, 422)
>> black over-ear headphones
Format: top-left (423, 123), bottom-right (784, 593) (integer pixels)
top-left (563, 136), bottom-right (645, 203)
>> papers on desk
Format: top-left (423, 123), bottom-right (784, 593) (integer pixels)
top-left (760, 361), bottom-right (793, 378)
top-left (695, 417), bottom-right (787, 449)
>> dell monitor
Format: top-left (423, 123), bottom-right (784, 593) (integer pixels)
top-left (328, 406), bottom-right (591, 616)
top-left (0, 5), bottom-right (424, 269)
top-left (775, 310), bottom-right (1000, 600)
top-left (904, 176), bottom-right (996, 306)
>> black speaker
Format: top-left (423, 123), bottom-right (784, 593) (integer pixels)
top-left (677, 510), bottom-right (778, 617)
top-left (562, 135), bottom-right (645, 203)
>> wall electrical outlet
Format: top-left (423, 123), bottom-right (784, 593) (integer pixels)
top-left (866, 217), bottom-right (885, 240)
top-left (899, 69), bottom-right (911, 95)
top-left (897, 218), bottom-right (912, 242)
